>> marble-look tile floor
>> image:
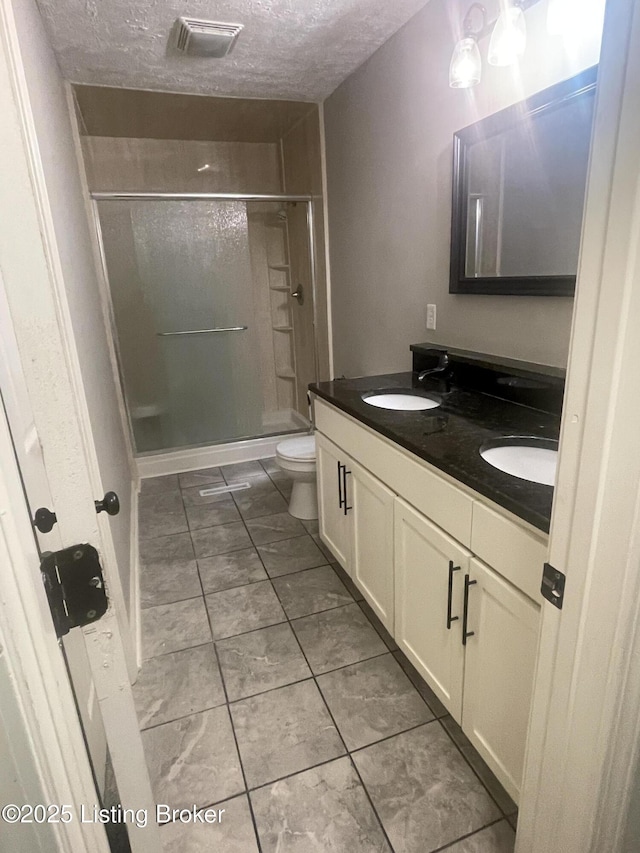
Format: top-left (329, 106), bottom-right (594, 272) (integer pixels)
top-left (135, 458), bottom-right (518, 853)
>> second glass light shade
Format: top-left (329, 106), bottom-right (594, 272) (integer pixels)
top-left (488, 5), bottom-right (527, 66)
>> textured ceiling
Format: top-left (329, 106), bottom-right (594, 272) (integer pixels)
top-left (36, 0), bottom-right (430, 101)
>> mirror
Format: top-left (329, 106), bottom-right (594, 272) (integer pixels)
top-left (449, 66), bottom-right (597, 296)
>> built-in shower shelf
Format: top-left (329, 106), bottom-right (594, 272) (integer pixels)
top-left (269, 286), bottom-right (290, 292)
top-left (272, 325), bottom-right (293, 332)
top-left (269, 264), bottom-right (290, 271)
top-left (276, 370), bottom-right (296, 380)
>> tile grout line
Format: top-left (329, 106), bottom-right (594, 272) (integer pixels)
top-left (428, 817), bottom-right (512, 853)
top-left (210, 469), bottom-right (306, 853)
top-left (434, 714), bottom-right (515, 817)
top-left (201, 560), bottom-right (335, 599)
top-left (213, 639), bottom-right (265, 853)
top-left (139, 489), bottom-right (262, 844)
top-left (391, 650), bottom-right (450, 720)
top-left (265, 575), bottom-right (398, 853)
top-left (192, 532), bottom-right (265, 853)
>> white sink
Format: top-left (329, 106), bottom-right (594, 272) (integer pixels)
top-left (480, 437), bottom-right (558, 486)
top-left (362, 392), bottom-right (440, 411)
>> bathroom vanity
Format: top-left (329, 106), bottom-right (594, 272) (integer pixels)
top-left (310, 347), bottom-right (563, 804)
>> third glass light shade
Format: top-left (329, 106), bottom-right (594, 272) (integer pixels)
top-left (488, 5), bottom-right (527, 66)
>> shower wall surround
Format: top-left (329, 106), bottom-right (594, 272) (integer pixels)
top-left (77, 94), bottom-right (329, 455)
top-left (82, 136), bottom-right (282, 194)
top-left (281, 108), bottom-right (331, 384)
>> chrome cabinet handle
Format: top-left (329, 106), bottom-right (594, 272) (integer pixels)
top-left (157, 326), bottom-right (248, 336)
top-left (291, 285), bottom-right (304, 305)
top-left (462, 574), bottom-right (477, 645)
top-left (337, 461), bottom-right (344, 509)
top-left (447, 561), bottom-right (461, 629)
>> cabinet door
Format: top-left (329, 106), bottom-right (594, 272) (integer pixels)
top-left (462, 557), bottom-right (540, 803)
top-left (350, 460), bottom-right (395, 631)
top-left (315, 432), bottom-right (352, 572)
top-left (394, 499), bottom-right (470, 722)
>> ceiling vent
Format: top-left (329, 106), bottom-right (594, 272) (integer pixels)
top-left (173, 17), bottom-right (244, 58)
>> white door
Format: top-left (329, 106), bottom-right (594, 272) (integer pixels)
top-left (394, 498), bottom-right (470, 722)
top-left (462, 557), bottom-right (540, 804)
top-left (0, 284), bottom-right (159, 852)
top-left (316, 432), bottom-right (352, 570)
top-left (350, 459), bottom-right (395, 630)
top-left (518, 2), bottom-right (640, 848)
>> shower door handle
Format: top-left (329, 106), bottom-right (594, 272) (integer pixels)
top-left (157, 326), bottom-right (248, 336)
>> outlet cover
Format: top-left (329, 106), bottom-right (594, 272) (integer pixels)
top-left (426, 304), bottom-right (437, 330)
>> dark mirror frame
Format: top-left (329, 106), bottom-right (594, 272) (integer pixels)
top-left (449, 65), bottom-right (598, 297)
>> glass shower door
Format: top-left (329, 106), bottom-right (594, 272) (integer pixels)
top-left (97, 199), bottom-right (262, 453)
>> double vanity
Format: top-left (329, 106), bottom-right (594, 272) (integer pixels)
top-left (310, 345), bottom-right (563, 804)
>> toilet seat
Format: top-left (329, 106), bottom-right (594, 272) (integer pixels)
top-left (276, 435), bottom-right (316, 462)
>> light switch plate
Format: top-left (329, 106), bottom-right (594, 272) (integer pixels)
top-left (426, 304), bottom-right (437, 330)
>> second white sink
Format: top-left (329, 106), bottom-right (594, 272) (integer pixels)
top-left (480, 437), bottom-right (558, 486)
top-left (363, 392), bottom-right (440, 411)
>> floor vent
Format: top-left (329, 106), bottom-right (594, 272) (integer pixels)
top-left (198, 482), bottom-right (251, 497)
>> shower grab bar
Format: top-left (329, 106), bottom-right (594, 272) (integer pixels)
top-left (157, 326), bottom-right (248, 336)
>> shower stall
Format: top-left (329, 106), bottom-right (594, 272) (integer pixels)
top-left (93, 193), bottom-right (318, 456)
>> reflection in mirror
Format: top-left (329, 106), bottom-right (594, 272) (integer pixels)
top-left (450, 66), bottom-right (597, 296)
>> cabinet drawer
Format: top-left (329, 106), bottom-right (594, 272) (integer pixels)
top-left (471, 502), bottom-right (547, 603)
top-left (314, 398), bottom-right (473, 547)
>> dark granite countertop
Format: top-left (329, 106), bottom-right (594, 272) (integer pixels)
top-left (310, 372), bottom-right (560, 534)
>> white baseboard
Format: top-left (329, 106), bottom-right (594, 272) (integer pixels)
top-left (136, 431), bottom-right (308, 479)
top-left (128, 478), bottom-right (141, 674)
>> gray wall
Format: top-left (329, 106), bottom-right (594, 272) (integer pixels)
top-left (324, 0), bottom-right (602, 376)
top-left (13, 0), bottom-right (136, 619)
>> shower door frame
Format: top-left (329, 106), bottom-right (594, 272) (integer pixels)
top-left (89, 192), bottom-right (320, 461)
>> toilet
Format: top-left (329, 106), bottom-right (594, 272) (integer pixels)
top-left (275, 434), bottom-right (318, 520)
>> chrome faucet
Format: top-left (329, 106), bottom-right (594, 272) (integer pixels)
top-left (418, 351), bottom-right (450, 383)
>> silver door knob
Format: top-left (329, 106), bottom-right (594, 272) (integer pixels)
top-left (291, 285), bottom-right (304, 305)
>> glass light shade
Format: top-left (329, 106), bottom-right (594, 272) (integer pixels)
top-left (488, 5), bottom-right (527, 67)
top-left (449, 37), bottom-right (482, 88)
top-left (547, 0), bottom-right (605, 43)
top-left (547, 0), bottom-right (578, 35)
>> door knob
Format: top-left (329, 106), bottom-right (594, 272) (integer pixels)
top-left (95, 491), bottom-right (120, 516)
top-left (291, 285), bottom-right (304, 305)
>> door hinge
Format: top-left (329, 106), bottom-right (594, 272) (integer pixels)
top-left (40, 544), bottom-right (108, 638)
top-left (541, 562), bottom-right (565, 609)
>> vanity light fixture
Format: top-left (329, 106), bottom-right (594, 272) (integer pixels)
top-left (449, 3), bottom-right (485, 89)
top-left (450, 0), bottom-right (539, 88)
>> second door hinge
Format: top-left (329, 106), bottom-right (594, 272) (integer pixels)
top-left (41, 544), bottom-right (108, 638)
